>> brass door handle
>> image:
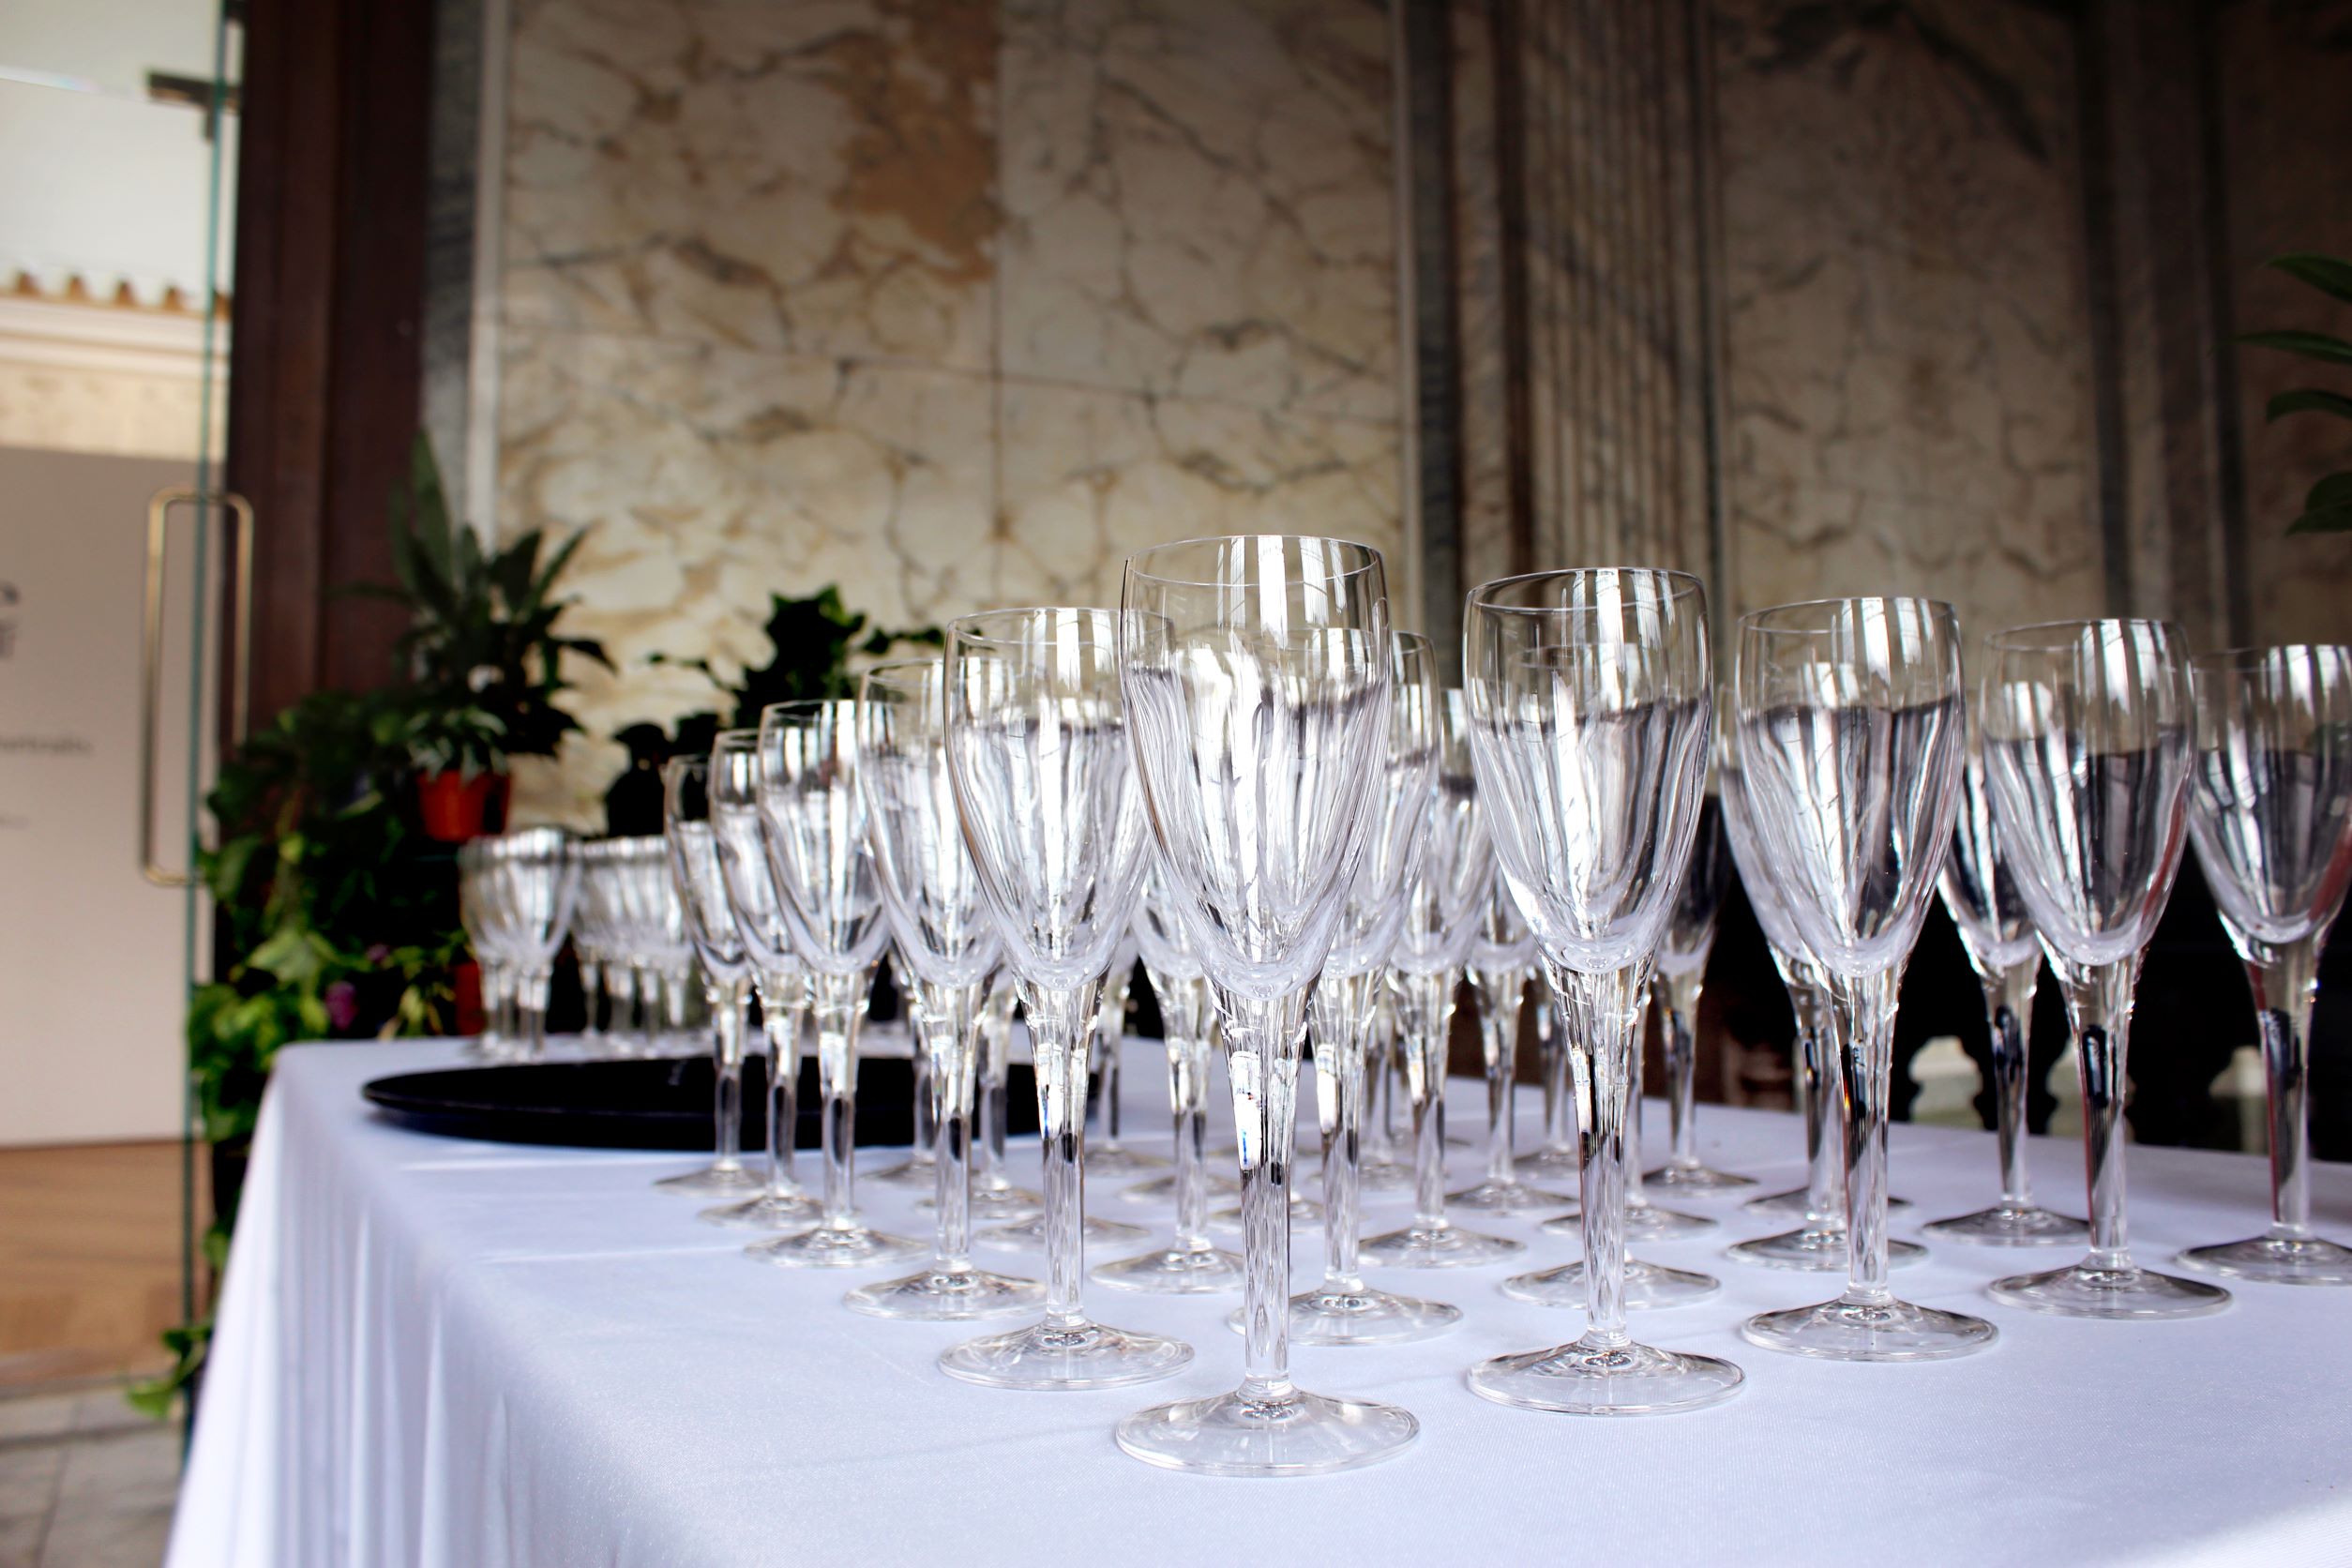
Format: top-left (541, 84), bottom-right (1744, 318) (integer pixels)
top-left (141, 488), bottom-right (254, 888)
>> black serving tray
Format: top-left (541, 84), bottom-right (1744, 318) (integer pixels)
top-left (363, 1056), bottom-right (1040, 1152)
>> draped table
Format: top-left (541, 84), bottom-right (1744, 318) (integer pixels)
top-left (167, 1036), bottom-right (2352, 1568)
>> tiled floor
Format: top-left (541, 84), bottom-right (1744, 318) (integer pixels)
top-left (0, 1385), bottom-right (178, 1568)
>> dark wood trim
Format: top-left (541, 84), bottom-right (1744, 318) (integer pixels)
top-left (2191, 0), bottom-right (2250, 646)
top-left (1488, 0), bottom-right (1537, 582)
top-left (2073, 1), bottom-right (2137, 619)
top-left (1404, 0), bottom-right (1469, 674)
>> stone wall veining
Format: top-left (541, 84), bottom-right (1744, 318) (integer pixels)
top-left (492, 0), bottom-right (1401, 824)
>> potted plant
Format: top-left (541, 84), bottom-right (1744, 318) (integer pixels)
top-left (365, 437), bottom-right (610, 838)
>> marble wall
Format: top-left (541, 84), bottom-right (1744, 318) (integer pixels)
top-left (490, 0), bottom-right (1403, 823)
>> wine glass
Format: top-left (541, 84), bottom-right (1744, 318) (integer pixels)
top-left (1115, 535), bottom-right (1418, 1475)
top-left (1924, 751), bottom-right (2085, 1245)
top-left (1736, 596), bottom-right (1993, 1360)
top-left (1089, 929), bottom-right (1166, 1179)
top-left (937, 608), bottom-right (1191, 1389)
top-left (745, 700), bottom-right (922, 1269)
top-left (1720, 716), bottom-right (1926, 1271)
top-left (864, 942), bottom-right (937, 1191)
top-left (1463, 566), bottom-right (1741, 1414)
top-left (455, 838), bottom-right (505, 1060)
top-left (1979, 620), bottom-right (2229, 1318)
top-left (2178, 644), bottom-right (2352, 1285)
top-left (1451, 882), bottom-right (1569, 1214)
top-left (1280, 629), bottom-right (1460, 1343)
top-left (1515, 971), bottom-right (1577, 1181)
top-left (1093, 867), bottom-right (1245, 1293)
top-left (844, 661), bottom-right (1043, 1318)
top-left (481, 826), bottom-right (578, 1062)
top-left (622, 836), bottom-right (694, 1059)
top-left (699, 731), bottom-right (818, 1229)
top-left (1360, 688), bottom-right (1523, 1272)
top-left (656, 770), bottom-right (763, 1198)
top-left (966, 982), bottom-right (1044, 1221)
top-left (1646, 796), bottom-right (1751, 1193)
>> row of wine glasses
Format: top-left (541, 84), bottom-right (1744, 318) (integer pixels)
top-left (599, 538), bottom-right (2346, 1479)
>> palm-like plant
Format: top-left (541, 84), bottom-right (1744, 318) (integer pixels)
top-left (2240, 252), bottom-right (2352, 535)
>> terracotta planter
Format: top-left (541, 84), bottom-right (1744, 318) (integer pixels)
top-left (416, 769), bottom-right (510, 841)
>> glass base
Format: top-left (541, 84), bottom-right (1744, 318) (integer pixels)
top-left (843, 1263), bottom-right (1045, 1320)
top-left (1469, 1336), bottom-right (1744, 1416)
top-left (1091, 1242), bottom-right (1246, 1295)
top-left (1644, 1160), bottom-right (1756, 1194)
top-left (1514, 1146), bottom-right (1581, 1183)
top-left (1271, 1282), bottom-right (1462, 1346)
top-left (1208, 1197), bottom-right (1324, 1234)
top-left (1727, 1226), bottom-right (1928, 1272)
top-left (861, 1153), bottom-right (938, 1189)
top-left (1086, 1142), bottom-right (1169, 1177)
top-left (1542, 1202), bottom-right (1716, 1242)
top-left (698, 1189), bottom-right (820, 1229)
top-left (1923, 1203), bottom-right (2088, 1247)
top-left (923, 1182), bottom-right (1044, 1224)
top-left (1358, 1157), bottom-right (1414, 1193)
top-left (745, 1221), bottom-right (926, 1270)
top-left (1741, 1294), bottom-right (1999, 1361)
top-left (976, 1213), bottom-right (1151, 1254)
top-left (655, 1160), bottom-right (764, 1197)
top-left (1500, 1257), bottom-right (1720, 1309)
top-left (1448, 1176), bottom-right (1572, 1214)
top-left (2179, 1232), bottom-right (2352, 1287)
top-left (1989, 1259), bottom-right (2233, 1319)
top-left (1747, 1184), bottom-right (1910, 1218)
top-left (1361, 1221), bottom-right (1525, 1269)
top-left (1115, 1386), bottom-right (1418, 1476)
top-left (1116, 1170), bottom-right (1240, 1206)
top-left (937, 1316), bottom-right (1193, 1391)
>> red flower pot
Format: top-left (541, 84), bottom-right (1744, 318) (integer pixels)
top-left (416, 769), bottom-right (510, 841)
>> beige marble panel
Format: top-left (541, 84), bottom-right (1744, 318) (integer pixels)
top-left (2220, 0), bottom-right (2352, 646)
top-left (1711, 0), bottom-right (2103, 641)
top-left (503, 0), bottom-right (998, 369)
top-left (997, 0), bottom-right (1396, 421)
top-left (994, 380), bottom-right (1403, 609)
top-left (497, 330), bottom-right (995, 824)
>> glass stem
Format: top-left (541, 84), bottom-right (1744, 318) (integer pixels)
top-left (1374, 991), bottom-right (1398, 1153)
top-left (1553, 958), bottom-right (1646, 1350)
top-left (976, 988), bottom-right (1015, 1192)
top-left (1831, 965), bottom-right (1901, 1306)
top-left (919, 979), bottom-right (985, 1271)
top-left (629, 964), bottom-right (652, 1052)
top-left (910, 1049), bottom-right (934, 1168)
top-left (2057, 955), bottom-right (2140, 1270)
top-left (521, 968), bottom-right (552, 1060)
top-left (758, 975), bottom-right (802, 1197)
top-left (579, 957), bottom-right (603, 1038)
top-left (1393, 970), bottom-right (1455, 1233)
top-left (1477, 968), bottom-right (1525, 1184)
top-left (1026, 981), bottom-right (1100, 1330)
top-left (710, 974), bottom-right (749, 1171)
top-left (1985, 958), bottom-right (2039, 1209)
top-left (1216, 983), bottom-right (1309, 1407)
top-left (1151, 971), bottom-right (1214, 1252)
top-left (1662, 966), bottom-right (1705, 1168)
top-left (2250, 938), bottom-right (2322, 1239)
top-left (1309, 971), bottom-right (1376, 1291)
top-left (1539, 987), bottom-right (1568, 1154)
top-left (807, 970), bottom-right (870, 1229)
top-left (666, 970), bottom-right (689, 1036)
top-left (1097, 968), bottom-right (1131, 1151)
top-left (1795, 980), bottom-right (1844, 1226)
top-left (1627, 994), bottom-right (1650, 1206)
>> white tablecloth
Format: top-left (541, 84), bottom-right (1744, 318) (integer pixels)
top-left (168, 1037), bottom-right (2352, 1568)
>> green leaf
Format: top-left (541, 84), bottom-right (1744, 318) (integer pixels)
top-left (2287, 503), bottom-right (2352, 535)
top-left (2312, 473), bottom-right (2352, 512)
top-left (2269, 252), bottom-right (2352, 306)
top-left (2267, 388), bottom-right (2352, 423)
top-left (2239, 329), bottom-right (2352, 366)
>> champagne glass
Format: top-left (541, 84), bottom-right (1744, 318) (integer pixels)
top-left (1359, 990), bottom-right (1414, 1189)
top-left (1282, 629), bottom-right (1460, 1343)
top-left (1925, 752), bottom-right (2085, 1244)
top-left (865, 943), bottom-right (937, 1191)
top-left (1363, 689), bottom-right (1524, 1270)
top-left (1462, 567), bottom-right (1741, 1414)
top-left (1646, 797), bottom-right (1751, 1193)
top-left (746, 701), bottom-right (922, 1269)
top-left (1515, 971), bottom-right (1578, 1181)
top-left (701, 731), bottom-right (818, 1229)
top-left (1980, 620), bottom-right (2228, 1318)
top-left (2177, 645), bottom-right (2352, 1284)
top-left (656, 771), bottom-right (763, 1198)
top-left (1093, 868), bottom-right (1245, 1293)
top-left (1089, 930), bottom-right (1166, 1178)
top-left (1737, 597), bottom-right (1993, 1360)
top-left (846, 662), bottom-right (1043, 1318)
top-left (938, 608), bottom-right (1191, 1389)
top-left (1451, 882), bottom-right (1567, 1213)
top-left (967, 982), bottom-right (1044, 1221)
top-left (1720, 718), bottom-right (1925, 1271)
top-left (479, 827), bottom-right (578, 1063)
top-left (1115, 535), bottom-right (1418, 1475)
